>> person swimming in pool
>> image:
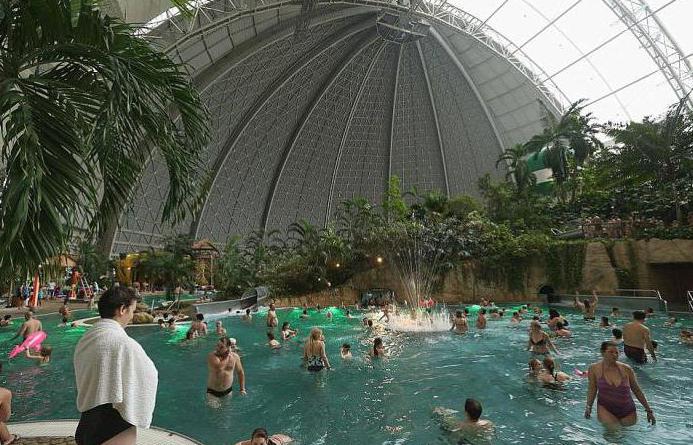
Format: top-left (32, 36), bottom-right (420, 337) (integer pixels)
top-left (574, 291), bottom-right (598, 320)
top-left (433, 398), bottom-right (493, 439)
top-left (622, 311), bottom-right (656, 363)
top-left (510, 311), bottom-right (521, 325)
top-left (527, 321), bottom-right (559, 355)
top-left (554, 321), bottom-right (571, 338)
top-left (26, 345), bottom-right (52, 365)
top-left (187, 313), bottom-right (208, 338)
top-left (585, 341), bottom-right (654, 427)
top-left (600, 316), bottom-right (612, 328)
top-left (340, 343), bottom-right (352, 359)
top-left (539, 356), bottom-right (570, 384)
top-left (450, 310), bottom-right (468, 333)
top-left (610, 307), bottom-right (620, 318)
top-left (207, 337), bottom-right (246, 402)
top-left (234, 428), bottom-right (293, 445)
top-left (266, 303), bottom-right (278, 328)
top-left (303, 328), bottom-right (330, 371)
top-left (528, 358), bottom-right (542, 380)
top-left (280, 322), bottom-right (297, 341)
top-left (611, 328), bottom-right (624, 345)
top-left (241, 309), bottom-right (252, 321)
top-left (267, 332), bottom-right (281, 349)
top-left (300, 309), bottom-right (309, 319)
top-left (215, 320), bottom-right (227, 336)
top-left (476, 309), bottom-right (487, 329)
top-left (371, 337), bottom-right (385, 358)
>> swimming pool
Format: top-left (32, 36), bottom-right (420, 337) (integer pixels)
top-left (2, 306), bottom-right (692, 444)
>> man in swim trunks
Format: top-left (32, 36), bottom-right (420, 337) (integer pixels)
top-left (266, 303), bottom-right (278, 328)
top-left (574, 291), bottom-right (598, 320)
top-left (12, 311), bottom-right (42, 341)
top-left (234, 427), bottom-right (293, 445)
top-left (450, 310), bottom-right (468, 333)
top-left (207, 337), bottom-right (246, 401)
top-left (622, 311), bottom-right (656, 363)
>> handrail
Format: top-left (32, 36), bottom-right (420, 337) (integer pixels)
top-left (687, 290), bottom-right (693, 312)
top-left (617, 288), bottom-right (668, 312)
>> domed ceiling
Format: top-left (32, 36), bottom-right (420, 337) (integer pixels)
top-left (108, 1), bottom-right (570, 253)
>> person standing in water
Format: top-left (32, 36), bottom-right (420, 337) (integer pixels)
top-left (585, 341), bottom-right (655, 427)
top-left (574, 291), bottom-right (598, 321)
top-left (622, 311), bottom-right (656, 363)
top-left (476, 309), bottom-right (487, 329)
top-left (12, 311), bottom-right (42, 341)
top-left (450, 310), bottom-right (468, 333)
top-left (207, 337), bottom-right (246, 402)
top-left (303, 328), bottom-right (331, 371)
top-left (266, 303), bottom-right (278, 328)
top-left (527, 321), bottom-right (559, 355)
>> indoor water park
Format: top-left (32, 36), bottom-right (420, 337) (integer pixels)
top-left (1, 1), bottom-right (693, 445)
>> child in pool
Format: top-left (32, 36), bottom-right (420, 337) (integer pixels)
top-left (26, 345), bottom-right (51, 364)
top-left (267, 332), bottom-right (281, 349)
top-left (340, 343), bottom-right (352, 359)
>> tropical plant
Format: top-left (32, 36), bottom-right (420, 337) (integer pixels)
top-left (523, 100), bottom-right (603, 202)
top-left (0, 0), bottom-right (209, 281)
top-left (496, 144), bottom-right (536, 194)
top-left (76, 240), bottom-right (110, 285)
top-left (604, 98), bottom-right (693, 221)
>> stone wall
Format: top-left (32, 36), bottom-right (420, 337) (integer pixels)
top-left (272, 238), bottom-right (693, 308)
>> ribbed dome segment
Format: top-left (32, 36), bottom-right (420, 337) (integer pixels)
top-left (111, 3), bottom-right (555, 253)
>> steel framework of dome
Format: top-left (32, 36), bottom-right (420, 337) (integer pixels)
top-left (106, 0), bottom-right (693, 254)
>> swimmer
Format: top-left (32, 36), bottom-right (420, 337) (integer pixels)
top-left (345, 310), bottom-right (352, 319)
top-left (528, 358), bottom-right (542, 379)
top-left (623, 311), bottom-right (656, 363)
top-left (600, 316), bottom-right (612, 328)
top-left (0, 315), bottom-right (11, 327)
top-left (664, 317), bottom-right (677, 327)
top-left (340, 343), bottom-right (352, 359)
top-left (25, 345), bottom-right (52, 364)
top-left (554, 322), bottom-right (571, 338)
top-left (157, 319), bottom-right (165, 329)
top-left (326, 310), bottom-right (333, 320)
top-left (234, 428), bottom-right (292, 445)
top-left (371, 337), bottom-right (385, 358)
top-left (489, 309), bottom-right (500, 320)
top-left (378, 306), bottom-right (390, 323)
top-left (241, 309), bottom-right (252, 321)
top-left (303, 327), bottom-right (330, 371)
top-left (527, 321), bottom-right (559, 355)
top-left (267, 332), bottom-right (281, 349)
top-left (611, 328), bottom-right (623, 345)
top-left (280, 322), bottom-right (297, 340)
top-left (167, 318), bottom-right (176, 330)
top-left (59, 316), bottom-right (69, 327)
top-left (585, 341), bottom-right (655, 427)
top-left (610, 307), bottom-right (620, 318)
top-left (434, 398), bottom-right (493, 434)
top-left (207, 337), bottom-right (246, 402)
top-left (476, 309), bottom-right (487, 329)
top-left (229, 338), bottom-right (239, 353)
top-left (680, 330), bottom-right (693, 344)
top-left (300, 309), bottom-right (309, 319)
top-left (12, 311), bottom-right (42, 341)
top-left (645, 307), bottom-right (655, 317)
top-left (58, 302), bottom-right (71, 320)
top-left (450, 310), bottom-right (468, 333)
top-left (187, 313), bottom-right (208, 338)
top-left (539, 356), bottom-right (570, 384)
top-left (215, 321), bottom-right (227, 336)
top-left (266, 303), bottom-right (278, 328)
top-left (574, 291), bottom-right (598, 321)
top-left (509, 311), bottom-right (521, 325)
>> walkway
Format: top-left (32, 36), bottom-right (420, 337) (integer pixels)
top-left (8, 420), bottom-right (203, 445)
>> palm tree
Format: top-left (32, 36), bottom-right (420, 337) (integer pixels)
top-left (496, 144), bottom-right (536, 195)
top-left (523, 100), bottom-right (603, 202)
top-left (0, 1), bottom-right (209, 280)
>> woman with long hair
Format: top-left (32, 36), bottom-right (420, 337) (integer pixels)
top-left (303, 328), bottom-right (331, 371)
top-left (527, 321), bottom-right (559, 355)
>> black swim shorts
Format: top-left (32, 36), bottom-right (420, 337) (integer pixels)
top-left (76, 404), bottom-right (132, 445)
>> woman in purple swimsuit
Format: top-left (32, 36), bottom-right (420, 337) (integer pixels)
top-left (585, 341), bottom-right (655, 427)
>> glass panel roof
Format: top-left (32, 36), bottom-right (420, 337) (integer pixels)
top-left (451, 0), bottom-right (693, 122)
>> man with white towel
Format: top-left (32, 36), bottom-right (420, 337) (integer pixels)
top-left (74, 286), bottom-right (158, 445)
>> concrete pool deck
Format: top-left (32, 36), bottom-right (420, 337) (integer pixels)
top-left (7, 420), bottom-right (203, 445)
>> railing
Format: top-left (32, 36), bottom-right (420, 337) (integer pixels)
top-left (616, 288), bottom-right (668, 312)
top-left (687, 290), bottom-right (693, 312)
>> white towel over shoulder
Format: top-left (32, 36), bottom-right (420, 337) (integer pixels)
top-left (74, 318), bottom-right (158, 428)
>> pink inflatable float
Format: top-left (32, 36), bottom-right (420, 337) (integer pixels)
top-left (9, 331), bottom-right (47, 359)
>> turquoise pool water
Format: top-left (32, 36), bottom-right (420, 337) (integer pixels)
top-left (1, 306), bottom-right (692, 444)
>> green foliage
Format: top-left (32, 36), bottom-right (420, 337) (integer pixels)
top-left (382, 176), bottom-right (409, 221)
top-left (545, 242), bottom-right (585, 291)
top-left (0, 0), bottom-right (209, 281)
top-left (76, 240), bottom-right (111, 286)
top-left (135, 236), bottom-right (195, 295)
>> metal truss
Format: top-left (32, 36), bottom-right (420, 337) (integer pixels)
top-left (601, 0), bottom-right (693, 109)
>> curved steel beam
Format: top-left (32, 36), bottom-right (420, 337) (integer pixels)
top-left (416, 40), bottom-right (449, 197)
top-left (429, 27), bottom-right (508, 159)
top-left (190, 18), bottom-right (375, 238)
top-left (388, 44), bottom-right (403, 185)
top-left (602, 0), bottom-right (693, 109)
top-left (324, 42), bottom-right (389, 227)
top-left (262, 32), bottom-right (381, 231)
